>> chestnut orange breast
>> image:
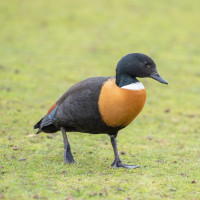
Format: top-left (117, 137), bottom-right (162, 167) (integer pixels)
top-left (98, 78), bottom-right (146, 127)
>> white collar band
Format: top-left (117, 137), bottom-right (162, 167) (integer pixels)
top-left (121, 82), bottom-right (145, 91)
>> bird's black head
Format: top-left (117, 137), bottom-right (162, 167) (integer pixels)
top-left (116, 53), bottom-right (168, 87)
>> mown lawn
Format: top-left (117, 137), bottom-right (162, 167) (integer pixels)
top-left (0, 0), bottom-right (200, 199)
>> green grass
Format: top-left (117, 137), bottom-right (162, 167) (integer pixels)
top-left (0, 0), bottom-right (200, 199)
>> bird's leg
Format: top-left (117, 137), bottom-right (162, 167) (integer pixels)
top-left (61, 127), bottom-right (75, 164)
top-left (110, 133), bottom-right (140, 169)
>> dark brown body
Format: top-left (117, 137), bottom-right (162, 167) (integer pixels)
top-left (54, 76), bottom-right (122, 135)
top-left (52, 76), bottom-right (146, 135)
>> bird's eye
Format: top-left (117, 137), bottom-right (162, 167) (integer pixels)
top-left (144, 63), bottom-right (151, 68)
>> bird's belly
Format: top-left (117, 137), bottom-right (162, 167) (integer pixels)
top-left (98, 79), bottom-right (146, 127)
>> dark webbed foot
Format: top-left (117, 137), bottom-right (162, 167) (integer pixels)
top-left (111, 160), bottom-right (140, 169)
top-left (110, 134), bottom-right (140, 169)
top-left (64, 147), bottom-right (75, 164)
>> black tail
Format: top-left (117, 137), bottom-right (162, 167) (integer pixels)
top-left (34, 115), bottom-right (58, 134)
top-left (34, 118), bottom-right (44, 129)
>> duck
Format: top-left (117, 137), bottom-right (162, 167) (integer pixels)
top-left (34, 53), bottom-right (168, 169)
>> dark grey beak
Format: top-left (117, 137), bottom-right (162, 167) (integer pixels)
top-left (150, 71), bottom-right (168, 84)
